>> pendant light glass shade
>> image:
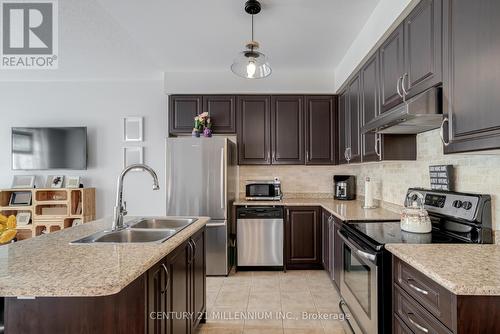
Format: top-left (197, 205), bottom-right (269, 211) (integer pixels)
top-left (231, 1), bottom-right (271, 79)
top-left (231, 49), bottom-right (271, 79)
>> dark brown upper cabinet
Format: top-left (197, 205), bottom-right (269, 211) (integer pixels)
top-left (285, 206), bottom-right (322, 269)
top-left (203, 95), bottom-right (236, 133)
top-left (305, 96), bottom-right (337, 165)
top-left (403, 0), bottom-right (443, 99)
top-left (169, 95), bottom-right (202, 134)
top-left (442, 0), bottom-right (500, 153)
top-left (360, 52), bottom-right (381, 162)
top-left (271, 96), bottom-right (305, 164)
top-left (338, 92), bottom-right (349, 165)
top-left (347, 74), bottom-right (362, 163)
top-left (169, 95), bottom-right (236, 135)
top-left (380, 24), bottom-right (405, 113)
top-left (237, 95), bottom-right (271, 164)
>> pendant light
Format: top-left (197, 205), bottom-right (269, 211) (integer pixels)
top-left (231, 0), bottom-right (271, 79)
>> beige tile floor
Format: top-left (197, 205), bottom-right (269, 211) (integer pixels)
top-left (196, 270), bottom-right (349, 334)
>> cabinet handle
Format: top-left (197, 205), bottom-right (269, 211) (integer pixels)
top-left (439, 117), bottom-right (450, 146)
top-left (374, 134), bottom-right (382, 159)
top-left (191, 239), bottom-right (197, 262)
top-left (407, 313), bottom-right (429, 333)
top-left (220, 147), bottom-right (225, 209)
top-left (344, 148), bottom-right (348, 162)
top-left (188, 240), bottom-right (194, 264)
top-left (267, 151), bottom-right (271, 162)
top-left (401, 73), bottom-right (409, 96)
top-left (346, 147), bottom-right (352, 162)
top-left (161, 263), bottom-right (170, 294)
top-left (397, 76), bottom-right (404, 98)
top-left (305, 150), bottom-right (309, 162)
top-left (407, 279), bottom-right (429, 295)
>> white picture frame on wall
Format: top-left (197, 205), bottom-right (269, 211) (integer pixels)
top-left (123, 147), bottom-right (144, 169)
top-left (123, 117), bottom-right (143, 142)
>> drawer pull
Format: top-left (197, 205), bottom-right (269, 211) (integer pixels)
top-left (408, 281), bottom-right (429, 295)
top-left (407, 313), bottom-right (429, 333)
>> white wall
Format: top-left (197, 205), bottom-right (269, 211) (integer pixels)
top-left (0, 81), bottom-right (166, 218)
top-left (334, 0), bottom-right (418, 91)
top-left (164, 70), bottom-right (335, 94)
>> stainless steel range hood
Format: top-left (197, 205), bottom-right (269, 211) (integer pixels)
top-left (361, 86), bottom-right (442, 134)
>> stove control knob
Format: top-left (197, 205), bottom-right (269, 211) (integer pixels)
top-left (452, 200), bottom-right (463, 208)
top-left (462, 201), bottom-right (473, 210)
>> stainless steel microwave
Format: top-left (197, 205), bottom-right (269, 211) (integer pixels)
top-left (245, 180), bottom-right (282, 201)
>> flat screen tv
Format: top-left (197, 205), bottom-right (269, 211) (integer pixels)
top-left (12, 127), bottom-right (87, 170)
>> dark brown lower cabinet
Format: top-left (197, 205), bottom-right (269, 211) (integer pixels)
top-left (164, 240), bottom-right (190, 334)
top-left (190, 227), bottom-right (206, 329)
top-left (393, 256), bottom-right (500, 334)
top-left (5, 227), bottom-right (206, 334)
top-left (162, 227), bottom-right (206, 334)
top-left (285, 206), bottom-right (322, 269)
top-left (321, 209), bottom-right (331, 273)
top-left (332, 217), bottom-right (343, 290)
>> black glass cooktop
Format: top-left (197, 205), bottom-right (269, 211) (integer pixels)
top-left (345, 221), bottom-right (467, 247)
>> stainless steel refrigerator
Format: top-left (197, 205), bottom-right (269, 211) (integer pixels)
top-left (166, 137), bottom-right (236, 276)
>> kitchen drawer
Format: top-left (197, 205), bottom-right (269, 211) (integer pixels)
top-left (394, 284), bottom-right (453, 334)
top-left (394, 314), bottom-right (415, 334)
top-left (394, 257), bottom-right (455, 330)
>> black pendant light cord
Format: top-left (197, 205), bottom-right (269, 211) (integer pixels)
top-left (251, 15), bottom-right (254, 51)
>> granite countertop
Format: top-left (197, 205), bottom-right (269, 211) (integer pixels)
top-left (0, 216), bottom-right (209, 298)
top-left (386, 244), bottom-right (500, 296)
top-left (234, 198), bottom-right (401, 222)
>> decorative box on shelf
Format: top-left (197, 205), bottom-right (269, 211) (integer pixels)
top-left (0, 188), bottom-right (96, 241)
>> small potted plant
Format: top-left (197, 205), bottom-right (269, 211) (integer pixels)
top-left (192, 115), bottom-right (202, 137)
top-left (192, 112), bottom-right (213, 138)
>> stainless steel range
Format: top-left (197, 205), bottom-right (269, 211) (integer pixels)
top-left (338, 188), bottom-right (493, 334)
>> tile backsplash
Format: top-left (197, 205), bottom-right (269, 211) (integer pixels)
top-left (239, 129), bottom-right (500, 233)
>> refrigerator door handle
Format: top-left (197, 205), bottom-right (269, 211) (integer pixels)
top-left (220, 147), bottom-right (225, 210)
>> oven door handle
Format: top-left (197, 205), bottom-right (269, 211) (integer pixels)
top-left (356, 249), bottom-right (377, 262)
top-left (338, 229), bottom-right (378, 265)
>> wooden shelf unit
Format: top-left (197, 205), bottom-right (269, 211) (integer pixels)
top-left (0, 188), bottom-right (95, 241)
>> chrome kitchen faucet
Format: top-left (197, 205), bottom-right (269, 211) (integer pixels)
top-left (112, 164), bottom-right (160, 231)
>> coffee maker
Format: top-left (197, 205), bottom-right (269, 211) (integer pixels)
top-left (334, 175), bottom-right (356, 200)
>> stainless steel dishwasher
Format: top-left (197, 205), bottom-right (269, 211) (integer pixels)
top-left (236, 206), bottom-right (284, 269)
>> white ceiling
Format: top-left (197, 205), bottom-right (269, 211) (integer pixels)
top-left (96, 0), bottom-right (381, 72)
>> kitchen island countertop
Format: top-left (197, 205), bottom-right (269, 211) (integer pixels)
top-left (0, 216), bottom-right (209, 297)
top-left (234, 198), bottom-right (401, 222)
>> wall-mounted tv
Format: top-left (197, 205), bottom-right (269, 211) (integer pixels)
top-left (12, 127), bottom-right (87, 170)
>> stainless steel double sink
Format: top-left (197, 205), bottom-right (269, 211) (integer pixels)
top-left (71, 218), bottom-right (198, 244)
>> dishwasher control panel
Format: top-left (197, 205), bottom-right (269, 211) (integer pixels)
top-left (237, 207), bottom-right (283, 219)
